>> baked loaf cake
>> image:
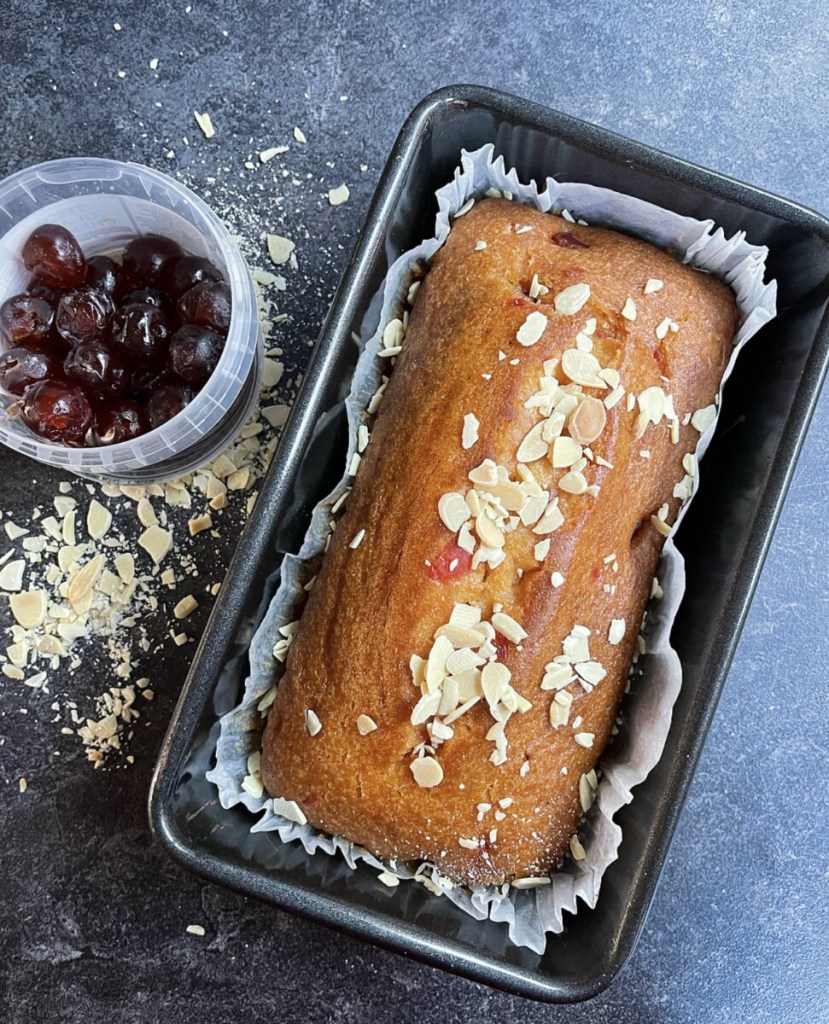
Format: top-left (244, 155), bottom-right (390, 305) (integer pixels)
top-left (261, 197), bottom-right (737, 887)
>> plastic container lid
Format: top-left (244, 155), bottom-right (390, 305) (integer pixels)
top-left (0, 158), bottom-right (263, 482)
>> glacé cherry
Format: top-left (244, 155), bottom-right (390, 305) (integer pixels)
top-left (22, 224), bottom-right (87, 289)
top-left (21, 380), bottom-right (92, 443)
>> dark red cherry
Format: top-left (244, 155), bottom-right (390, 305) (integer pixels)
top-left (121, 234), bottom-right (184, 290)
top-left (21, 380), bottom-right (92, 443)
top-left (91, 399), bottom-right (147, 445)
top-left (145, 382), bottom-right (195, 429)
top-left (110, 303), bottom-right (173, 366)
top-left (28, 281), bottom-right (60, 304)
top-left (0, 293), bottom-right (54, 345)
top-left (121, 287), bottom-right (171, 313)
top-left (177, 280), bottom-right (231, 334)
top-left (0, 346), bottom-right (63, 395)
top-left (22, 224), bottom-right (86, 289)
top-left (64, 341), bottom-right (127, 397)
top-left (169, 324), bottom-right (224, 385)
top-left (86, 255), bottom-right (122, 298)
top-left (55, 288), bottom-right (114, 345)
top-left (160, 255), bottom-right (223, 301)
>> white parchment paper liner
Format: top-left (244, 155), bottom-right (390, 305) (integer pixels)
top-left (207, 145), bottom-right (777, 953)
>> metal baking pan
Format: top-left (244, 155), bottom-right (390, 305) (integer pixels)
top-left (149, 84), bottom-right (829, 1002)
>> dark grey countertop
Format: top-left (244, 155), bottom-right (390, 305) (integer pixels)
top-left (1, 2), bottom-right (827, 1021)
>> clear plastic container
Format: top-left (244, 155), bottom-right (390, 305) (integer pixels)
top-left (0, 158), bottom-right (263, 482)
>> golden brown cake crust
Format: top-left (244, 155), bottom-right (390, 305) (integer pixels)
top-left (261, 198), bottom-right (737, 886)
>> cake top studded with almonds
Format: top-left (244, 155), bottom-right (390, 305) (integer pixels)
top-left (260, 198), bottom-right (736, 887)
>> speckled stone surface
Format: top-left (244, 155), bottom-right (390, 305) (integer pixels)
top-left (0, 1), bottom-right (827, 1021)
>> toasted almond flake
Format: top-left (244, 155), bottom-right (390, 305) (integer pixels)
top-left (602, 386), bottom-right (624, 410)
top-left (136, 525), bottom-right (172, 566)
top-left (4, 522), bottom-right (28, 540)
top-left (608, 618), bottom-right (626, 645)
top-left (188, 514), bottom-right (213, 537)
top-left (558, 470), bottom-right (588, 495)
top-left (560, 348), bottom-right (606, 389)
top-left (266, 234), bottom-right (295, 265)
top-left (67, 555), bottom-right (104, 608)
top-left (475, 511), bottom-right (504, 549)
top-left (462, 413), bottom-right (480, 450)
top-left (194, 111), bottom-right (215, 138)
top-left (516, 421), bottom-right (549, 462)
top-left (579, 774), bottom-right (596, 812)
top-left (259, 145), bottom-right (287, 162)
top-left (458, 837), bottom-right (480, 850)
top-left (542, 664), bottom-right (573, 691)
top-left (173, 595), bottom-right (198, 620)
top-left (491, 611), bottom-right (527, 643)
top-left (570, 835), bottom-right (587, 860)
top-left (644, 278), bottom-right (664, 294)
top-left (357, 424), bottom-right (370, 453)
top-left (533, 497), bottom-right (564, 535)
top-left (117, 554), bottom-right (137, 586)
top-left (3, 665), bottom-right (24, 680)
top-left (651, 515), bottom-right (672, 538)
top-left (136, 498), bottom-right (157, 528)
top-left (691, 404), bottom-right (718, 432)
top-left (357, 714), bottom-right (377, 735)
top-left (425, 635), bottom-right (454, 690)
top-left (410, 756), bottom-right (444, 788)
top-left (292, 125), bottom-right (307, 143)
top-left (511, 876), bottom-right (552, 889)
top-left (456, 522), bottom-right (476, 554)
top-left (621, 297), bottom-right (637, 320)
top-left (449, 603), bottom-right (482, 628)
top-left (305, 709), bottom-right (322, 736)
top-left (683, 453), bottom-right (697, 476)
top-left (551, 436), bottom-right (582, 468)
top-left (574, 732), bottom-right (595, 748)
top-left (534, 539), bottom-right (550, 561)
top-left (86, 500), bottom-right (112, 540)
top-left (437, 492), bottom-right (470, 533)
top-left (0, 559), bottom-right (26, 592)
top-left (378, 871), bottom-right (400, 887)
top-left (454, 197), bottom-right (475, 218)
top-left (515, 310), bottom-right (548, 347)
top-left (655, 317), bottom-right (672, 340)
top-left (553, 282), bottom-right (590, 315)
top-left (272, 796), bottom-right (307, 825)
top-left (348, 529), bottom-right (366, 550)
top-left (568, 396), bottom-right (607, 445)
top-left (443, 695), bottom-right (481, 725)
top-left (328, 184), bottom-right (350, 206)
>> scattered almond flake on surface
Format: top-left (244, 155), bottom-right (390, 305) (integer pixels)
top-left (4, 522), bottom-right (28, 540)
top-left (149, 57), bottom-right (159, 69)
top-left (305, 709), bottom-right (322, 736)
top-left (554, 282), bottom-right (590, 315)
top-left (461, 413), bottom-right (480, 450)
top-left (515, 310), bottom-right (548, 347)
top-left (266, 234), bottom-right (295, 265)
top-left (194, 111), bottom-right (215, 139)
top-left (357, 714), bottom-right (378, 735)
top-left (188, 514), bottom-right (213, 536)
top-left (574, 732), bottom-right (595, 749)
top-left (410, 756), bottom-right (444, 788)
top-left (86, 500), bottom-right (112, 540)
top-left (173, 595), bottom-right (198, 620)
top-left (259, 145), bottom-right (288, 163)
top-left (511, 876), bottom-right (552, 890)
top-left (454, 197), bottom-right (475, 218)
top-left (9, 590), bottom-right (46, 629)
top-left (691, 404), bottom-right (718, 432)
top-left (186, 924), bottom-right (206, 937)
top-left (644, 278), bottom-right (664, 294)
top-left (328, 184), bottom-right (350, 207)
top-left (138, 525), bottom-right (172, 565)
top-left (262, 404), bottom-right (290, 429)
top-left (621, 297), bottom-right (637, 320)
top-left (377, 871), bottom-right (400, 888)
top-left (293, 126), bottom-right (307, 144)
top-left (349, 529), bottom-right (366, 549)
top-left (0, 559), bottom-right (26, 592)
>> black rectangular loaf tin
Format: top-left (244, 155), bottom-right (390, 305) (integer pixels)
top-left (149, 85), bottom-right (829, 1003)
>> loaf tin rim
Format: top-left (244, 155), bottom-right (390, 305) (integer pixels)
top-left (149, 83), bottom-right (829, 1004)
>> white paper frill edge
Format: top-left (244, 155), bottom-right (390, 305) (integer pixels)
top-left (207, 145), bottom-right (777, 953)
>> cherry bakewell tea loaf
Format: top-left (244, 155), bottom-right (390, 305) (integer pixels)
top-left (261, 197), bottom-right (737, 887)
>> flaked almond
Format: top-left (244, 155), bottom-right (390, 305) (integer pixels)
top-left (138, 525), bottom-right (172, 565)
top-left (67, 555), bottom-right (104, 608)
top-left (532, 497), bottom-right (564, 535)
top-left (86, 499), bottom-right (112, 540)
top-left (568, 396), bottom-right (606, 444)
top-left (481, 661), bottom-right (512, 708)
top-left (516, 421), bottom-right (549, 463)
top-left (9, 590), bottom-right (46, 629)
top-left (438, 492), bottom-right (470, 533)
top-left (621, 297), bottom-right (637, 320)
top-left (574, 732), bottom-right (595, 748)
top-left (434, 623), bottom-right (485, 649)
top-left (462, 413), bottom-right (480, 450)
top-left (449, 603), bottom-right (482, 628)
top-left (0, 559), bottom-right (25, 592)
top-left (410, 756), bottom-right (444, 788)
top-left (491, 611), bottom-right (527, 643)
top-left (560, 348), bottom-right (606, 388)
top-left (515, 310), bottom-right (548, 347)
top-left (551, 436), bottom-right (583, 468)
top-left (608, 618), bottom-right (626, 645)
top-left (559, 470), bottom-right (588, 494)
top-left (468, 459), bottom-right (499, 487)
top-left (553, 282), bottom-right (590, 315)
top-left (174, 595), bottom-right (198, 620)
top-left (272, 797), bottom-right (307, 825)
top-left (644, 278), bottom-right (664, 294)
top-left (475, 512), bottom-right (504, 549)
top-left (305, 709), bottom-right (322, 735)
top-left (188, 514), bottom-right (213, 536)
top-left (691, 404), bottom-right (717, 432)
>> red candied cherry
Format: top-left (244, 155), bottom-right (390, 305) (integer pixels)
top-left (55, 288), bottom-right (115, 345)
top-left (160, 255), bottom-right (223, 301)
top-left (168, 324), bottom-right (224, 385)
top-left (130, 365), bottom-right (169, 398)
top-left (64, 341), bottom-right (128, 397)
top-left (21, 379), bottom-right (92, 443)
top-left (177, 280), bottom-right (231, 334)
top-left (22, 224), bottom-right (87, 289)
top-left (145, 382), bottom-right (195, 429)
top-left (121, 287), bottom-right (172, 313)
top-left (0, 293), bottom-right (55, 345)
top-left (111, 303), bottom-right (173, 366)
top-left (91, 399), bottom-right (148, 445)
top-left (0, 346), bottom-right (63, 396)
top-left (86, 255), bottom-right (123, 298)
top-left (121, 234), bottom-right (184, 290)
